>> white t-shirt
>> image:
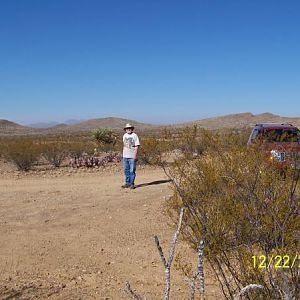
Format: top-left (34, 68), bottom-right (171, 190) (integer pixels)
top-left (123, 132), bottom-right (140, 158)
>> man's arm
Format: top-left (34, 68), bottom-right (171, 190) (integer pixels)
top-left (133, 145), bottom-right (139, 160)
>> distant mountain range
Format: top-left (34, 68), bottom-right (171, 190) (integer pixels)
top-left (28, 121), bottom-right (60, 128)
top-left (28, 119), bottom-right (84, 128)
top-left (1, 113), bottom-right (300, 136)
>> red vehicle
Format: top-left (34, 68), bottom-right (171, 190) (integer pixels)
top-left (247, 123), bottom-right (300, 169)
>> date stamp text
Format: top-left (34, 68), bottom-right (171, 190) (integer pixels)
top-left (252, 254), bottom-right (300, 269)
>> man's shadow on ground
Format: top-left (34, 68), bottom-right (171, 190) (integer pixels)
top-left (135, 179), bottom-right (172, 188)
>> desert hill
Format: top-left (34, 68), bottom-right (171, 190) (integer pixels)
top-left (181, 112), bottom-right (300, 129)
top-left (0, 117), bottom-right (156, 136)
top-left (0, 119), bottom-right (25, 129)
top-left (55, 117), bottom-right (157, 132)
top-left (1, 113), bottom-right (300, 136)
top-left (0, 119), bottom-right (37, 135)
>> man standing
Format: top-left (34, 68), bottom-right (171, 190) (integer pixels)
top-left (122, 123), bottom-right (140, 189)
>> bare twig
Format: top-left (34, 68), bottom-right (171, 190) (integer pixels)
top-left (125, 281), bottom-right (145, 300)
top-left (197, 240), bottom-right (205, 299)
top-left (233, 284), bottom-right (264, 300)
top-left (154, 206), bottom-right (185, 300)
top-left (189, 239), bottom-right (205, 300)
top-left (279, 270), bottom-right (294, 300)
top-left (168, 207), bottom-right (185, 266)
top-left (154, 236), bottom-right (167, 268)
top-left (189, 274), bottom-right (197, 300)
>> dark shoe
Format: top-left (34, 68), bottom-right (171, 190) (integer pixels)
top-left (130, 184), bottom-right (136, 189)
top-left (122, 184), bottom-right (130, 188)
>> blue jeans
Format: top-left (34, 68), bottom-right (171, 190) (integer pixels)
top-left (123, 158), bottom-right (136, 185)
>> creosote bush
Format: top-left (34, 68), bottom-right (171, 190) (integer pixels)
top-left (41, 141), bottom-right (70, 167)
top-left (138, 126), bottom-right (209, 166)
top-left (0, 139), bottom-right (6, 159)
top-left (164, 131), bottom-right (300, 299)
top-left (67, 140), bottom-right (96, 159)
top-left (138, 137), bottom-right (169, 165)
top-left (177, 125), bottom-right (207, 158)
top-left (3, 139), bottom-right (42, 171)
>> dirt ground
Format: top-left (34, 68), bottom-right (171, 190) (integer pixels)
top-left (0, 161), bottom-right (221, 300)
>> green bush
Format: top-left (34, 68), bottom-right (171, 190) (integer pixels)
top-left (92, 128), bottom-right (117, 152)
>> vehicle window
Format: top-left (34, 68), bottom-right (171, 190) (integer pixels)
top-left (250, 128), bottom-right (260, 141)
top-left (263, 129), bottom-right (300, 142)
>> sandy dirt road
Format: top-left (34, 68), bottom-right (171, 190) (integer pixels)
top-left (0, 165), bottom-right (220, 299)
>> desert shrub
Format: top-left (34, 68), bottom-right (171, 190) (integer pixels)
top-left (3, 139), bottom-right (42, 171)
top-left (165, 132), bottom-right (300, 299)
top-left (0, 139), bottom-right (6, 158)
top-left (138, 137), bottom-right (166, 165)
top-left (136, 127), bottom-right (209, 165)
top-left (67, 141), bottom-right (95, 159)
top-left (175, 126), bottom-right (210, 158)
top-left (216, 127), bottom-right (252, 149)
top-left (92, 128), bottom-right (117, 152)
top-left (41, 141), bottom-right (69, 167)
top-left (236, 126), bottom-right (252, 146)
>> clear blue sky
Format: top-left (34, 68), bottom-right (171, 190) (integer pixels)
top-left (1, 0), bottom-right (300, 125)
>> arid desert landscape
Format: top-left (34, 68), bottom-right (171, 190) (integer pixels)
top-left (1, 113), bottom-right (299, 299)
top-left (0, 160), bottom-right (220, 300)
top-left (3, 0), bottom-right (300, 297)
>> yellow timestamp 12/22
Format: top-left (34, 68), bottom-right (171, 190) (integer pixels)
top-left (252, 255), bottom-right (300, 269)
